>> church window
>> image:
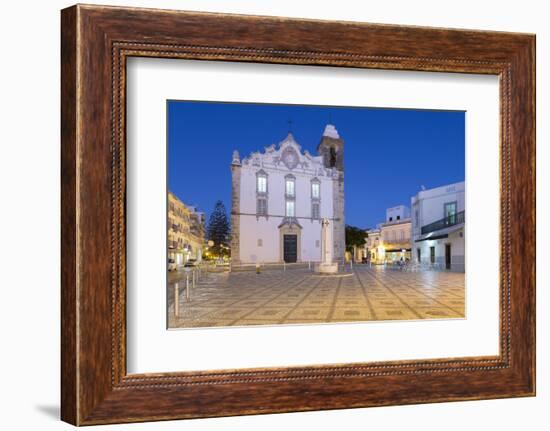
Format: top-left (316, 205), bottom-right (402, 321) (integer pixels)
top-left (285, 177), bottom-right (295, 197)
top-left (257, 197), bottom-right (267, 216)
top-left (257, 239), bottom-right (263, 247)
top-left (286, 200), bottom-right (295, 217)
top-left (311, 181), bottom-right (320, 199)
top-left (256, 170), bottom-right (268, 217)
top-left (312, 202), bottom-right (320, 219)
top-left (256, 173), bottom-right (267, 193)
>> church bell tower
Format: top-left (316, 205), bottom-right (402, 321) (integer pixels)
top-left (317, 124), bottom-right (345, 262)
top-left (317, 124), bottom-right (344, 171)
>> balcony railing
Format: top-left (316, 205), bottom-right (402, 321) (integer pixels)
top-left (421, 211), bottom-right (465, 235)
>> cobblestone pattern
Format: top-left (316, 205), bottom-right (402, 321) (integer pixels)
top-left (167, 266), bottom-right (465, 328)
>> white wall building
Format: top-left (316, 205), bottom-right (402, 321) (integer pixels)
top-left (386, 205), bottom-right (410, 223)
top-left (231, 125), bottom-right (345, 264)
top-left (411, 181), bottom-right (465, 272)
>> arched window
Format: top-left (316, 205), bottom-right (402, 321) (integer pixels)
top-left (329, 147), bottom-right (337, 167)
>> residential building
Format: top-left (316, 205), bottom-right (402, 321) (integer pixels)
top-left (411, 181), bottom-right (465, 272)
top-left (380, 215), bottom-right (412, 263)
top-left (167, 192), bottom-right (205, 267)
top-left (363, 206), bottom-right (412, 264)
top-left (230, 124), bottom-right (345, 264)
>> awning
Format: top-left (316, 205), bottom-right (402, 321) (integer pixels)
top-left (385, 248), bottom-right (412, 253)
top-left (415, 224), bottom-right (464, 243)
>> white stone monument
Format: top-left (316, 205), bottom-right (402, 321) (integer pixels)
top-left (314, 218), bottom-right (339, 274)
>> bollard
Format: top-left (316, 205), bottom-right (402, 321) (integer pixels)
top-left (308, 260), bottom-right (311, 270)
top-left (192, 269), bottom-right (196, 288)
top-left (350, 260), bottom-right (353, 271)
top-left (186, 273), bottom-right (190, 301)
top-left (283, 261), bottom-right (286, 272)
top-left (256, 263), bottom-right (261, 274)
top-left (174, 282), bottom-right (179, 317)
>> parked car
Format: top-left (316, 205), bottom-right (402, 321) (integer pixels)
top-left (167, 258), bottom-right (177, 272)
top-left (184, 259), bottom-right (197, 268)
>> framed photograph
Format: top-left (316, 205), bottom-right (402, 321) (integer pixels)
top-left (61, 4), bottom-right (536, 425)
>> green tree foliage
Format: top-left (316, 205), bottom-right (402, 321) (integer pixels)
top-left (206, 200), bottom-right (230, 258)
top-left (345, 224), bottom-right (367, 253)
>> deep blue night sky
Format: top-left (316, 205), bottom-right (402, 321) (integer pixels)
top-left (167, 101), bottom-right (465, 229)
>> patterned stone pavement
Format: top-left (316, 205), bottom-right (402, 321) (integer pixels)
top-left (167, 266), bottom-right (465, 328)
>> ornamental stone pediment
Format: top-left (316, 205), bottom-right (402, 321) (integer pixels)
top-left (240, 132), bottom-right (326, 174)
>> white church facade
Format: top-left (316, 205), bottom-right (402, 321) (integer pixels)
top-left (230, 125), bottom-right (345, 265)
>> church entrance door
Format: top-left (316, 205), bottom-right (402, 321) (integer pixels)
top-left (283, 234), bottom-right (298, 263)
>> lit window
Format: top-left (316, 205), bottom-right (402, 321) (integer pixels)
top-left (286, 200), bottom-right (295, 217)
top-left (257, 175), bottom-right (267, 193)
top-left (285, 179), bottom-right (295, 197)
top-left (311, 182), bottom-right (320, 199)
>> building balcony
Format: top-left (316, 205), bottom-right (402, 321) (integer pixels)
top-left (420, 211), bottom-right (465, 235)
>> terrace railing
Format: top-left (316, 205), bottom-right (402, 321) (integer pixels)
top-left (421, 210), bottom-right (465, 235)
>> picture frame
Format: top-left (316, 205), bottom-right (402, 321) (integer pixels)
top-left (61, 4), bottom-right (535, 425)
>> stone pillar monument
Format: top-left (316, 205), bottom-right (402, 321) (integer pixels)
top-left (315, 218), bottom-right (339, 274)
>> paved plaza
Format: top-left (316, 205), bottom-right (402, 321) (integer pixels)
top-left (167, 266), bottom-right (465, 328)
